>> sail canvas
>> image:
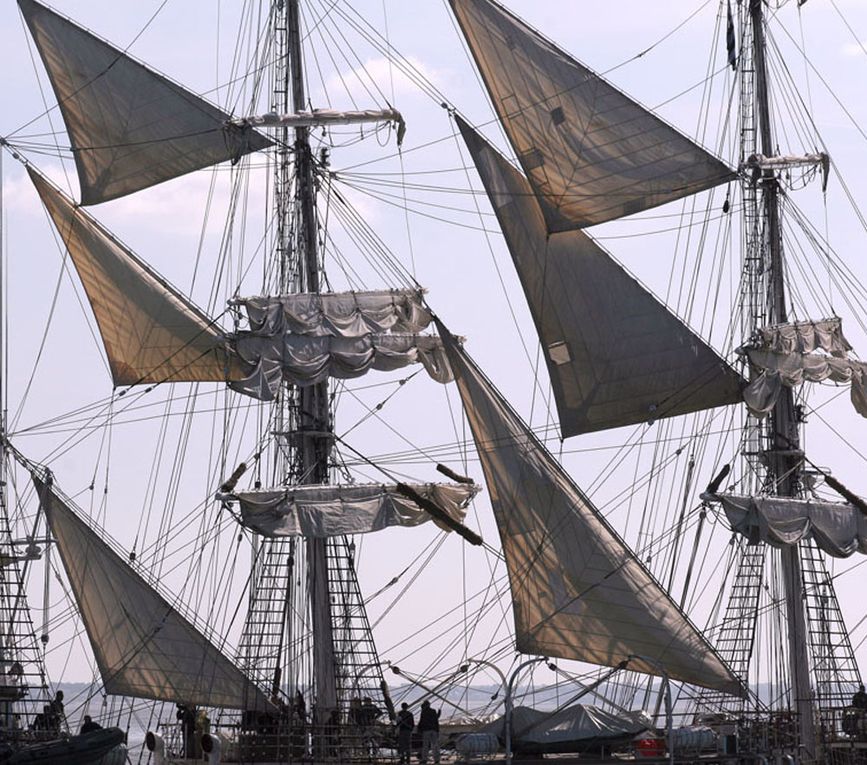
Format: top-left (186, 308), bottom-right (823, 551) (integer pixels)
top-left (437, 320), bottom-right (743, 696)
top-left (459, 118), bottom-right (743, 436)
top-left (450, 0), bottom-right (735, 231)
top-left (35, 476), bottom-right (271, 710)
top-left (19, 0), bottom-right (271, 205)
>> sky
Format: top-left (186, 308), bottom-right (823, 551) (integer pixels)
top-left (3, 0), bottom-right (867, 710)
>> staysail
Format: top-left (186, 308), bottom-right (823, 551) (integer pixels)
top-left (450, 0), bottom-right (735, 232)
top-left (23, 175), bottom-right (451, 395)
top-left (29, 167), bottom-right (240, 385)
top-left (232, 483), bottom-right (478, 537)
top-left (436, 320), bottom-right (743, 695)
top-left (459, 119), bottom-right (743, 436)
top-left (34, 475), bottom-right (271, 710)
top-left (19, 0), bottom-right (271, 205)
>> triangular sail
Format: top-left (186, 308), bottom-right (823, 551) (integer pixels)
top-left (459, 119), bottom-right (743, 436)
top-left (29, 167), bottom-right (240, 385)
top-left (19, 0), bottom-right (271, 205)
top-left (436, 320), bottom-right (743, 696)
top-left (34, 476), bottom-right (271, 710)
top-left (450, 0), bottom-right (735, 231)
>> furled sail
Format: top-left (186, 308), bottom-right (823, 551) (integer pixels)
top-left (231, 483), bottom-right (478, 537)
top-left (741, 318), bottom-right (867, 419)
top-left (459, 119), bottom-right (743, 436)
top-left (29, 167), bottom-right (241, 385)
top-left (229, 294), bottom-right (453, 400)
top-left (34, 476), bottom-right (271, 710)
top-left (19, 0), bottom-right (271, 205)
top-left (235, 291), bottom-right (432, 338)
top-left (436, 320), bottom-right (743, 696)
top-left (450, 0), bottom-right (735, 232)
top-left (715, 493), bottom-right (867, 559)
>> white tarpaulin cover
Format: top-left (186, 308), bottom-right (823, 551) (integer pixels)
top-left (459, 118), bottom-right (742, 436)
top-left (716, 493), bottom-right (867, 558)
top-left (34, 476), bottom-right (271, 710)
top-left (19, 0), bottom-right (271, 205)
top-left (437, 320), bottom-right (743, 696)
top-left (29, 167), bottom-right (244, 385)
top-left (236, 291), bottom-right (432, 338)
top-left (234, 483), bottom-right (478, 537)
top-left (742, 348), bottom-right (867, 419)
top-left (482, 705), bottom-right (647, 752)
top-left (450, 0), bottom-right (734, 231)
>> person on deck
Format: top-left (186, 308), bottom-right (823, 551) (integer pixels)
top-left (48, 690), bottom-right (65, 732)
top-left (176, 703), bottom-right (197, 759)
top-left (854, 684), bottom-right (867, 710)
top-left (395, 702), bottom-right (414, 765)
top-left (80, 715), bottom-right (102, 735)
top-left (417, 700), bottom-right (441, 765)
top-left (359, 697), bottom-right (383, 758)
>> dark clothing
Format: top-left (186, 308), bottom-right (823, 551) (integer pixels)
top-left (80, 720), bottom-right (102, 735)
top-left (396, 710), bottom-right (413, 733)
top-left (396, 710), bottom-right (414, 764)
top-left (359, 702), bottom-right (381, 727)
top-left (177, 704), bottom-right (197, 759)
top-left (417, 707), bottom-right (440, 733)
top-left (853, 691), bottom-right (867, 710)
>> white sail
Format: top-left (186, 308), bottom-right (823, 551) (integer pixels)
top-left (233, 483), bottom-right (478, 537)
top-left (34, 476), bottom-right (271, 711)
top-left (758, 318), bottom-right (851, 356)
top-left (29, 167), bottom-right (242, 385)
top-left (436, 320), bottom-right (743, 696)
top-left (19, 0), bottom-right (271, 205)
top-left (450, 0), bottom-right (735, 232)
top-left (715, 494), bottom-right (867, 559)
top-left (228, 294), bottom-right (453, 400)
top-left (459, 118), bottom-right (743, 436)
top-left (741, 318), bottom-right (867, 419)
top-left (235, 291), bottom-right (432, 338)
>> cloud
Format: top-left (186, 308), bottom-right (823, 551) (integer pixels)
top-left (842, 41), bottom-right (867, 57)
top-left (322, 55), bottom-right (442, 104)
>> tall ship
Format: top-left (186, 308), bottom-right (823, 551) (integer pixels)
top-left (0, 0), bottom-right (867, 763)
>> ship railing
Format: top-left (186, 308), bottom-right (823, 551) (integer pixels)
top-left (160, 718), bottom-right (406, 762)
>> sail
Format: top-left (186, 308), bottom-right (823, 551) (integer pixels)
top-left (715, 493), bottom-right (867, 559)
top-left (458, 119), bottom-right (743, 436)
top-left (233, 483), bottom-right (478, 537)
top-left (741, 318), bottom-right (867, 419)
top-left (228, 294), bottom-right (453, 400)
top-left (758, 317), bottom-right (851, 356)
top-left (34, 476), bottom-right (271, 710)
top-left (236, 291), bottom-right (432, 338)
top-left (450, 0), bottom-right (735, 231)
top-left (436, 321), bottom-right (743, 696)
top-left (19, 0), bottom-right (271, 205)
top-left (29, 167), bottom-right (241, 385)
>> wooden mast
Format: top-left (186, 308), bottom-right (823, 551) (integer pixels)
top-left (285, 0), bottom-right (339, 725)
top-left (749, 0), bottom-right (817, 757)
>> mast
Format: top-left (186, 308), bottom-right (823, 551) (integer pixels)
top-left (748, 0), bottom-right (816, 757)
top-left (286, 0), bottom-right (338, 721)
